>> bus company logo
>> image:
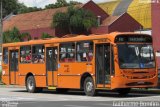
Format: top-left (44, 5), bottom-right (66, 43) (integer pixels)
top-left (139, 0), bottom-right (160, 3)
top-left (1, 101), bottom-right (18, 107)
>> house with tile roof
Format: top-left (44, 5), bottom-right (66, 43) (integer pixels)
top-left (3, 0), bottom-right (142, 39)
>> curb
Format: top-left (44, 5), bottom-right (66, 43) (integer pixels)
top-left (131, 88), bottom-right (160, 93)
top-left (0, 85), bottom-right (25, 88)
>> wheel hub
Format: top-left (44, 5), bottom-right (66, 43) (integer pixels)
top-left (28, 80), bottom-right (34, 90)
top-left (86, 82), bottom-right (93, 92)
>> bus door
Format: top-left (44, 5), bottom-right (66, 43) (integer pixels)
top-left (9, 50), bottom-right (19, 85)
top-left (96, 44), bottom-right (111, 88)
top-left (46, 47), bottom-right (58, 86)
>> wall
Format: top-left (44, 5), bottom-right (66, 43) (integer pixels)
top-left (152, 2), bottom-right (160, 68)
top-left (108, 13), bottom-right (142, 33)
top-left (82, 1), bottom-right (109, 23)
top-left (91, 26), bottom-right (108, 34)
top-left (21, 27), bottom-right (55, 39)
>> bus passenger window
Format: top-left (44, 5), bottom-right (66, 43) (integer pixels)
top-left (76, 41), bottom-right (93, 62)
top-left (60, 43), bottom-right (75, 62)
top-left (20, 46), bottom-right (31, 63)
top-left (3, 48), bottom-right (8, 64)
top-left (32, 45), bottom-right (45, 63)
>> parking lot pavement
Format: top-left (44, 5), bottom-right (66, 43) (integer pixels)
top-left (0, 87), bottom-right (160, 107)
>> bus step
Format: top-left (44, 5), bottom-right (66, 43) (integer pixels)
top-left (48, 86), bottom-right (56, 90)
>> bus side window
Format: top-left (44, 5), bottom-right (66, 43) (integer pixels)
top-left (3, 48), bottom-right (8, 64)
top-left (76, 41), bottom-right (93, 62)
top-left (20, 46), bottom-right (31, 63)
top-left (60, 43), bottom-right (75, 62)
top-left (32, 45), bottom-right (45, 63)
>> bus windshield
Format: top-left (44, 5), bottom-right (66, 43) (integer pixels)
top-left (118, 44), bottom-right (155, 69)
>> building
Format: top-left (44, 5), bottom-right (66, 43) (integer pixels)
top-left (91, 12), bottom-right (142, 34)
top-left (3, 0), bottom-right (142, 39)
top-left (152, 2), bottom-right (160, 68)
top-left (99, 0), bottom-right (151, 29)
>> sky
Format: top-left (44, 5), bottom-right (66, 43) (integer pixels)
top-left (18, 0), bottom-right (115, 8)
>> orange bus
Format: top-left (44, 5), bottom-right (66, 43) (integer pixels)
top-left (1, 32), bottom-right (158, 96)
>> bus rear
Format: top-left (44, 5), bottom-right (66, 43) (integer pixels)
top-left (111, 34), bottom-right (158, 94)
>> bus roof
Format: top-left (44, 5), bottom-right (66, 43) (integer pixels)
top-left (2, 32), bottom-right (151, 47)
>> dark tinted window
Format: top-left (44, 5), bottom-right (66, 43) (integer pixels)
top-left (3, 48), bottom-right (8, 64)
top-left (60, 43), bottom-right (75, 62)
top-left (32, 45), bottom-right (45, 63)
top-left (76, 41), bottom-right (93, 62)
top-left (118, 44), bottom-right (155, 68)
top-left (20, 46), bottom-right (31, 63)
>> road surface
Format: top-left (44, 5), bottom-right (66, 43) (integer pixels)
top-left (0, 86), bottom-right (160, 107)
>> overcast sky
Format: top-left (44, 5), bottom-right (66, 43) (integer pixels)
top-left (18, 0), bottom-right (115, 8)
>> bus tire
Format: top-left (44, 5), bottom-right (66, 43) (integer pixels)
top-left (117, 88), bottom-right (131, 96)
top-left (84, 77), bottom-right (96, 96)
top-left (26, 76), bottom-right (37, 93)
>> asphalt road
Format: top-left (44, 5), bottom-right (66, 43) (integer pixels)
top-left (0, 86), bottom-right (160, 107)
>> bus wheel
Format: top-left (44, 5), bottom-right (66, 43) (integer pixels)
top-left (26, 76), bottom-right (37, 93)
top-left (117, 88), bottom-right (131, 96)
top-left (84, 77), bottom-right (96, 96)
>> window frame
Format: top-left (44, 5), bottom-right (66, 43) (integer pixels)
top-left (59, 42), bottom-right (76, 63)
top-left (32, 44), bottom-right (45, 64)
top-left (76, 41), bottom-right (94, 62)
top-left (20, 45), bottom-right (32, 64)
top-left (3, 47), bottom-right (8, 64)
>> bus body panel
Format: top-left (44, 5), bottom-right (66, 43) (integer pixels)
top-left (57, 76), bottom-right (80, 88)
top-left (57, 62), bottom-right (94, 88)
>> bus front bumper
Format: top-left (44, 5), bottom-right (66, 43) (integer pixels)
top-left (111, 76), bottom-right (158, 89)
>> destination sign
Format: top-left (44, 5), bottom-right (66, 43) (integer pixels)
top-left (114, 35), bottom-right (152, 43)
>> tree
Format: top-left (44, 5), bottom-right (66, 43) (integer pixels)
top-left (3, 27), bottom-right (31, 43)
top-left (52, 6), bottom-right (97, 35)
top-left (2, 0), bottom-right (26, 17)
top-left (18, 7), bottom-right (42, 14)
top-left (69, 1), bottom-right (81, 5)
top-left (41, 33), bottom-right (53, 39)
top-left (2, 0), bottom-right (42, 17)
top-left (45, 4), bottom-right (56, 9)
top-left (45, 0), bottom-right (81, 9)
top-left (55, 0), bottom-right (68, 7)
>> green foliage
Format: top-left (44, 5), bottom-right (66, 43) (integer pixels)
top-left (18, 7), bottom-right (42, 14)
top-left (2, 0), bottom-right (17, 17)
top-left (52, 6), bottom-right (97, 35)
top-left (45, 0), bottom-right (81, 9)
top-left (41, 33), bottom-right (53, 39)
top-left (52, 12), bottom-right (69, 29)
top-left (2, 0), bottom-right (42, 16)
top-left (2, 0), bottom-right (81, 16)
top-left (69, 1), bottom-right (81, 5)
top-left (55, 0), bottom-right (68, 7)
top-left (3, 27), bottom-right (31, 43)
top-left (2, 0), bottom-right (27, 17)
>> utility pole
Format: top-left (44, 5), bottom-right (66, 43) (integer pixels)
top-left (0, 0), bottom-right (2, 53)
